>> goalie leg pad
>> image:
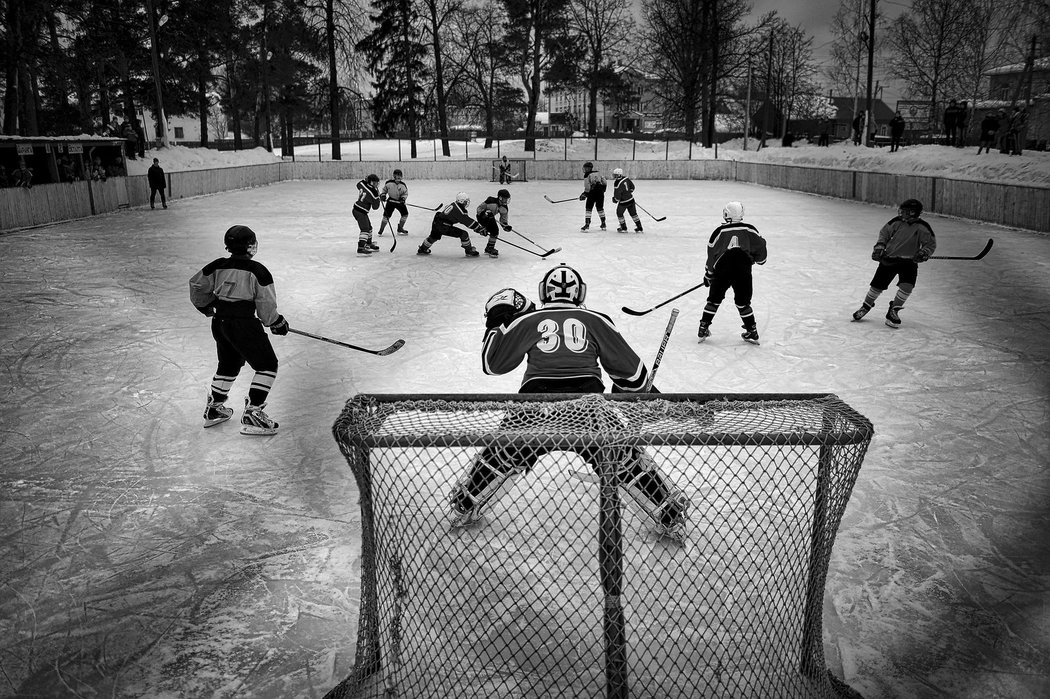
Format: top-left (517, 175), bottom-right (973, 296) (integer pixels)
top-left (616, 451), bottom-right (690, 531)
top-left (449, 456), bottom-right (522, 525)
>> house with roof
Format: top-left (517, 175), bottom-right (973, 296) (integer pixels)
top-left (751, 96), bottom-right (896, 143)
top-left (969, 56), bottom-right (1048, 150)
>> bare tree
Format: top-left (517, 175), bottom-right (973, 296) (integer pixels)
top-left (826, 0), bottom-right (887, 120)
top-left (564, 0), bottom-right (631, 135)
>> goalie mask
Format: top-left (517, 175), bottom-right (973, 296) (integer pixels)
top-left (722, 201), bottom-right (744, 223)
top-left (539, 264), bottom-right (587, 305)
top-left (898, 198), bottom-right (923, 221)
top-left (224, 224), bottom-right (258, 256)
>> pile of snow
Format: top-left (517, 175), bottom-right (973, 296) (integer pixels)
top-left (126, 139), bottom-right (1049, 189)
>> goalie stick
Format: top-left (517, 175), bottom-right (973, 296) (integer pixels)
top-left (544, 194), bottom-right (578, 204)
top-left (636, 202), bottom-right (667, 222)
top-left (930, 238), bottom-right (993, 260)
top-left (622, 281), bottom-right (707, 316)
top-left (645, 308), bottom-right (678, 391)
top-left (288, 328), bottom-right (406, 356)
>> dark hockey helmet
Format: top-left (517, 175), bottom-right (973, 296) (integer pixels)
top-left (393, 169), bottom-right (403, 178)
top-left (497, 188), bottom-right (511, 200)
top-left (224, 224), bottom-right (258, 256)
top-left (583, 162), bottom-right (593, 171)
top-left (898, 198), bottom-right (923, 220)
top-left (539, 264), bottom-right (587, 305)
top-left (366, 173), bottom-right (380, 184)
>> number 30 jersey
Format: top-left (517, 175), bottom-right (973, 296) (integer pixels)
top-left (482, 301), bottom-right (650, 392)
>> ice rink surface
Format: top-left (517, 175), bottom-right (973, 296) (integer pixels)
top-left (2, 177), bottom-right (1048, 698)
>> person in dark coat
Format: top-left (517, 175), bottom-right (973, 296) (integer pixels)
top-left (148, 157), bottom-right (167, 209)
top-left (889, 111), bottom-right (906, 152)
top-left (977, 110), bottom-right (1001, 154)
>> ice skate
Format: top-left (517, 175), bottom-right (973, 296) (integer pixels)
top-left (852, 302), bottom-right (873, 321)
top-left (397, 227), bottom-right (408, 235)
top-left (240, 400), bottom-right (278, 436)
top-left (697, 321), bottom-right (711, 343)
top-left (416, 245), bottom-right (431, 255)
top-left (600, 220), bottom-right (607, 230)
top-left (367, 239), bottom-right (380, 251)
top-left (580, 223), bottom-right (590, 231)
top-left (464, 246), bottom-right (480, 257)
top-left (885, 304), bottom-right (902, 329)
top-left (484, 244), bottom-right (499, 258)
top-left (357, 241), bottom-right (373, 255)
top-left (616, 225), bottom-right (628, 233)
top-left (653, 490), bottom-right (690, 543)
top-left (203, 398), bottom-right (233, 428)
top-left (634, 226), bottom-right (644, 233)
top-left (741, 327), bottom-right (760, 345)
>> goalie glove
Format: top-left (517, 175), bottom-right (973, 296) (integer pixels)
top-left (871, 244), bottom-right (886, 261)
top-left (485, 288), bottom-right (536, 330)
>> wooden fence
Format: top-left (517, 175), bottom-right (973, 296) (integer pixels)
top-left (2, 160), bottom-right (1047, 233)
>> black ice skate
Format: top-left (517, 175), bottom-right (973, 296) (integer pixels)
top-left (357, 241), bottom-right (373, 255)
top-left (697, 321), bottom-right (711, 343)
top-left (203, 398), bottom-right (233, 428)
top-left (416, 244), bottom-right (431, 255)
top-left (852, 303), bottom-right (873, 321)
top-left (241, 400), bottom-right (278, 436)
top-left (741, 327), bottom-right (760, 345)
top-left (485, 245), bottom-right (499, 258)
top-left (885, 304), bottom-right (902, 329)
top-left (464, 246), bottom-right (480, 257)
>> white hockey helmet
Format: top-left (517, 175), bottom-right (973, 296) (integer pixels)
top-left (455, 191), bottom-right (470, 206)
top-left (722, 201), bottom-right (744, 223)
top-left (539, 264), bottom-right (587, 305)
top-left (612, 167), bottom-right (624, 177)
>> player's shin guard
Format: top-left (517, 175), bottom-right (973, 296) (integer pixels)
top-left (737, 304), bottom-right (755, 326)
top-left (892, 284), bottom-right (913, 309)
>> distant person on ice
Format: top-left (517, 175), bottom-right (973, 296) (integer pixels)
top-left (851, 199), bottom-right (937, 329)
top-left (189, 225), bottom-right (289, 435)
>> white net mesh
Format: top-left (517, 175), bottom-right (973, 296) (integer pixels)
top-left (326, 393), bottom-right (872, 699)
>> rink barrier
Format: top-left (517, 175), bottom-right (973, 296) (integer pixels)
top-left (2, 160), bottom-right (1046, 233)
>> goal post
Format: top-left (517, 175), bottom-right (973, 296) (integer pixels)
top-left (326, 393), bottom-right (873, 699)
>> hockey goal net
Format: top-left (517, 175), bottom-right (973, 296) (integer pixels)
top-left (325, 393), bottom-right (872, 699)
top-left (491, 158), bottom-right (528, 183)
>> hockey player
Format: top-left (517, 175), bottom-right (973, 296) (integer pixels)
top-left (448, 265), bottom-right (689, 539)
top-left (475, 188), bottom-right (513, 258)
top-left (852, 198), bottom-right (937, 328)
top-left (189, 225), bottom-right (288, 435)
top-left (376, 169), bottom-right (409, 237)
top-left (496, 156), bottom-right (514, 185)
top-left (697, 202), bottom-right (768, 345)
top-left (578, 162), bottom-right (608, 230)
top-left (353, 174), bottom-right (382, 254)
top-left (417, 192), bottom-right (489, 257)
top-left (610, 167), bottom-right (643, 233)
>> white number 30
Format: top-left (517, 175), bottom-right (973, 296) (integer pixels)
top-left (536, 318), bottom-right (588, 353)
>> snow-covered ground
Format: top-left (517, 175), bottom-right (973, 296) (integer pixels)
top-left (127, 136), bottom-right (1050, 189)
top-left (4, 143), bottom-right (1048, 697)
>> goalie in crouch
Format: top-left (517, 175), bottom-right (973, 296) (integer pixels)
top-left (449, 264), bottom-right (689, 538)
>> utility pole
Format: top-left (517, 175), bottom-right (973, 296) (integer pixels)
top-left (144, 0), bottom-right (169, 147)
top-left (760, 30), bottom-right (773, 150)
top-left (863, 0), bottom-right (876, 146)
top-left (743, 59), bottom-right (752, 151)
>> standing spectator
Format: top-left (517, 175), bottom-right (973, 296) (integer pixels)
top-left (818, 119), bottom-right (831, 147)
top-left (943, 99), bottom-right (961, 146)
top-left (91, 157), bottom-right (108, 181)
top-left (696, 201), bottom-right (768, 345)
top-left (189, 225), bottom-right (288, 435)
top-left (889, 111), bottom-right (906, 152)
top-left (12, 159), bottom-right (33, 188)
top-left (134, 120), bottom-right (146, 159)
top-left (977, 110), bottom-right (1001, 154)
top-left (868, 115), bottom-right (879, 146)
top-left (851, 199), bottom-right (936, 329)
top-left (852, 114), bottom-right (863, 145)
top-left (121, 120), bottom-right (138, 160)
top-left (148, 157), bottom-right (167, 209)
top-left (611, 167), bottom-right (643, 233)
top-left (956, 101), bottom-right (970, 147)
top-left (1007, 106), bottom-right (1028, 156)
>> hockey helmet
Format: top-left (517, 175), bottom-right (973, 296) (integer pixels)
top-left (898, 198), bottom-right (923, 220)
top-left (455, 191), bottom-right (470, 206)
top-left (497, 188), bottom-right (511, 201)
top-left (393, 168), bottom-right (403, 178)
top-left (539, 264), bottom-right (587, 305)
top-left (583, 162), bottom-right (593, 171)
top-left (224, 224), bottom-right (258, 256)
top-left (612, 167), bottom-right (624, 177)
top-left (366, 173), bottom-right (380, 184)
top-left (722, 201), bottom-right (744, 223)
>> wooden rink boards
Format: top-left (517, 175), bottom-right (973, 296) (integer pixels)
top-left (358, 442), bottom-right (827, 699)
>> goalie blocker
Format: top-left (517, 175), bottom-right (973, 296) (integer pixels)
top-left (449, 270), bottom-right (689, 538)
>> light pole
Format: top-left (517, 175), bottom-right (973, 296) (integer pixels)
top-left (144, 0), bottom-right (169, 147)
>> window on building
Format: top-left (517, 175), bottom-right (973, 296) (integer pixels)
top-left (174, 127), bottom-right (185, 139)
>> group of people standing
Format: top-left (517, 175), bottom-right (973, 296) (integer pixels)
top-left (977, 105), bottom-right (1029, 155)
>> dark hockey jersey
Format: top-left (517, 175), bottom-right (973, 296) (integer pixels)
top-left (482, 302), bottom-right (649, 392)
top-left (705, 221), bottom-right (767, 273)
top-left (354, 180), bottom-right (381, 211)
top-left (189, 256), bottom-right (280, 324)
top-left (476, 196), bottom-right (510, 227)
top-left (432, 202), bottom-right (487, 235)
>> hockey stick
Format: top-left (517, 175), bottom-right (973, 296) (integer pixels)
top-left (645, 308), bottom-right (678, 391)
top-left (504, 227), bottom-right (549, 252)
top-left (407, 202), bottom-right (442, 211)
top-left (493, 237), bottom-right (562, 258)
top-left (288, 328), bottom-right (406, 356)
top-left (930, 238), bottom-right (993, 260)
top-left (544, 195), bottom-right (578, 204)
top-left (622, 281), bottom-right (707, 317)
top-left (636, 202), bottom-right (667, 222)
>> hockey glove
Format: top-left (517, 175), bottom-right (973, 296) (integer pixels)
top-left (914, 249), bottom-right (931, 263)
top-left (703, 270), bottom-right (713, 287)
top-left (269, 315), bottom-right (289, 335)
top-left (578, 193), bottom-right (586, 201)
top-left (502, 224), bottom-right (513, 232)
top-left (196, 305), bottom-right (217, 317)
top-left (871, 244), bottom-right (886, 261)
top-left (485, 288), bottom-right (536, 330)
